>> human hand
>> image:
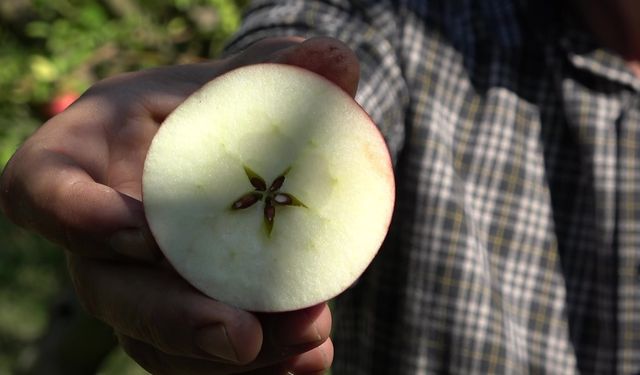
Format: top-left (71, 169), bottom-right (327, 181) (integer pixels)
top-left (0, 37), bottom-right (360, 374)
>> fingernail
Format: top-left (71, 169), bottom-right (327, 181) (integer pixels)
top-left (109, 229), bottom-right (156, 261)
top-left (194, 324), bottom-right (238, 363)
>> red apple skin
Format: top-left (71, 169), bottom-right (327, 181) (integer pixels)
top-left (46, 92), bottom-right (80, 118)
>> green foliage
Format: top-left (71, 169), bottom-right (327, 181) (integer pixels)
top-left (0, 214), bottom-right (66, 374)
top-left (0, 0), bottom-right (247, 373)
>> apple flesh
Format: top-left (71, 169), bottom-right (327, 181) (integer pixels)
top-left (143, 63), bottom-right (395, 312)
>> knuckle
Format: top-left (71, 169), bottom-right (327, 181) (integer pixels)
top-left (82, 74), bottom-right (142, 116)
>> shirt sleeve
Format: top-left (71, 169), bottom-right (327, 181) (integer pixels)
top-left (224, 0), bottom-right (409, 164)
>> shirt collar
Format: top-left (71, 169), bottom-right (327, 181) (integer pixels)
top-left (518, 0), bottom-right (640, 92)
top-left (559, 26), bottom-right (640, 92)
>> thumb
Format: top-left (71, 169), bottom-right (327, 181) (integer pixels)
top-left (229, 36), bottom-right (360, 98)
top-left (271, 37), bottom-right (360, 98)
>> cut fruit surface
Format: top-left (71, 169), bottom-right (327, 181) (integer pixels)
top-left (143, 63), bottom-right (395, 312)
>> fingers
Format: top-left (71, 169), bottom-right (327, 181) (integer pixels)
top-left (119, 335), bottom-right (333, 375)
top-left (68, 254), bottom-right (262, 363)
top-left (283, 339), bottom-right (334, 375)
top-left (67, 254), bottom-right (332, 367)
top-left (259, 304), bottom-right (332, 358)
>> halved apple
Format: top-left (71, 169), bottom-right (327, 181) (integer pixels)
top-left (143, 63), bottom-right (395, 312)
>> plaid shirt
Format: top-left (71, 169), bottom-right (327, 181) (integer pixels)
top-left (225, 0), bottom-right (640, 373)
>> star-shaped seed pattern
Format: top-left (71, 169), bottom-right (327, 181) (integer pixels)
top-left (231, 166), bottom-right (306, 236)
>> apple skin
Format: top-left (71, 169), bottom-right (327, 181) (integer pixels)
top-left (143, 63), bottom-right (395, 312)
top-left (45, 92), bottom-right (79, 118)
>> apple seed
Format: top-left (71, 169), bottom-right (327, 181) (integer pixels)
top-left (264, 197), bottom-right (276, 235)
top-left (269, 175), bottom-right (285, 192)
top-left (273, 193), bottom-right (291, 205)
top-left (264, 197), bottom-right (275, 221)
top-left (250, 177), bottom-right (267, 191)
top-left (231, 192), bottom-right (262, 209)
top-left (273, 193), bottom-right (306, 207)
top-left (244, 166), bottom-right (267, 191)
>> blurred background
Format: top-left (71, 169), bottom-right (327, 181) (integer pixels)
top-left (0, 0), bottom-right (247, 373)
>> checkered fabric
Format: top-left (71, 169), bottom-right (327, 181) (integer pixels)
top-left (225, 0), bottom-right (640, 373)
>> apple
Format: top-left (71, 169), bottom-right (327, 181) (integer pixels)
top-left (46, 92), bottom-right (79, 117)
top-left (142, 63), bottom-right (395, 312)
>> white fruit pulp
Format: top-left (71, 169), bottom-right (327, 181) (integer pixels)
top-left (143, 64), bottom-right (394, 312)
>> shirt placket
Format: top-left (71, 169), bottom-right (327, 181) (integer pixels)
top-left (561, 32), bottom-right (640, 373)
top-left (616, 93), bottom-right (640, 374)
